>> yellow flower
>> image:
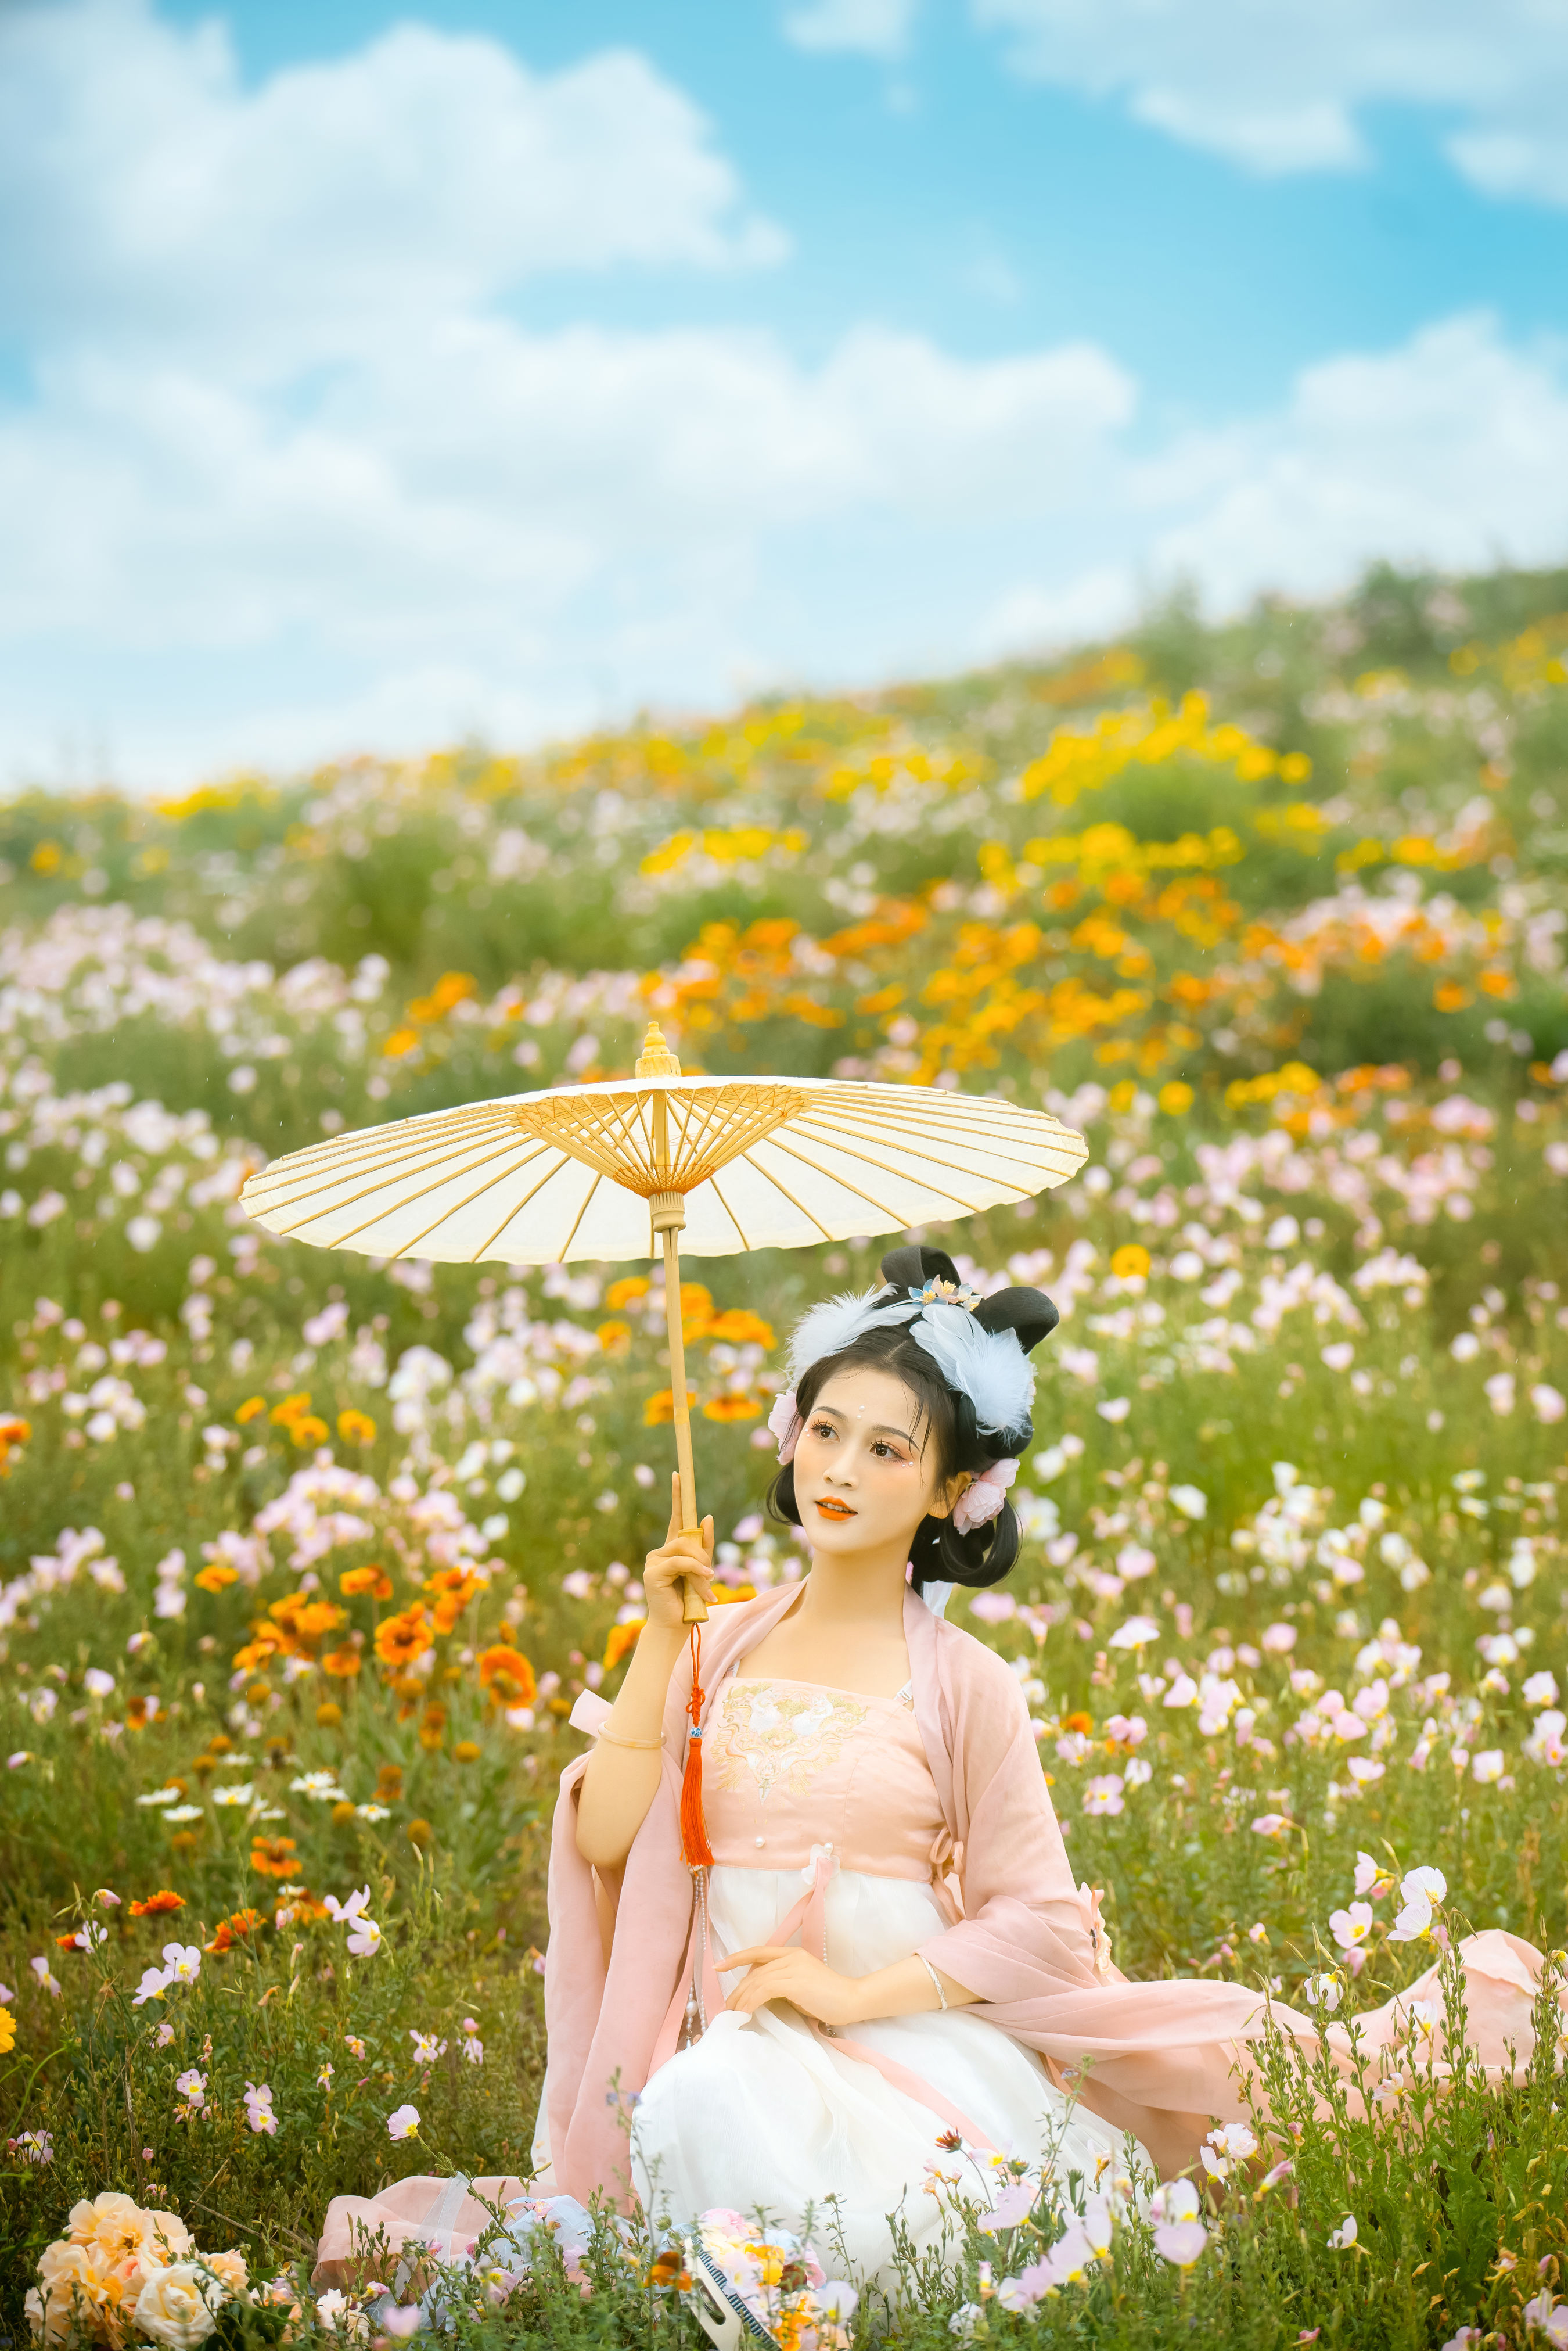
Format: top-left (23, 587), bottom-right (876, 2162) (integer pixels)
top-left (193, 1563), bottom-right (238, 1593)
top-left (706, 1309), bottom-right (776, 1348)
top-left (337, 1408), bottom-right (377, 1445)
top-left (703, 1393), bottom-right (761, 1422)
top-left (383, 1026), bottom-right (421, 1058)
top-left (605, 1276), bottom-right (650, 1311)
top-left (643, 1387), bottom-right (696, 1426)
top-left (1110, 1244), bottom-right (1150, 1280)
top-left (1157, 1080), bottom-right (1194, 1115)
top-left (596, 1319), bottom-right (631, 1356)
top-left (235, 1395), bottom-right (267, 1424)
top-left (0, 2008), bottom-right (15, 2053)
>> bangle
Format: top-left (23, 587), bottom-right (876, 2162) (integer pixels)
top-left (916, 1954), bottom-right (948, 2013)
top-left (595, 1728), bottom-right (664, 1751)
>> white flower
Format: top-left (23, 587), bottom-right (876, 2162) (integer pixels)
top-left (1150, 2179), bottom-right (1200, 2224)
top-left (1304, 1972), bottom-right (1342, 2012)
top-left (174, 2068), bottom-right (207, 2107)
top-left (386, 2103), bottom-right (420, 2141)
top-left (1200, 2122), bottom-right (1257, 2179)
top-left (1523, 1672), bottom-right (1560, 1710)
top-left (1153, 2219), bottom-right (1209, 2267)
top-left (1470, 1749), bottom-right (1505, 1785)
top-left (1168, 1484), bottom-right (1207, 1520)
top-left (409, 2030), bottom-right (448, 2065)
top-left (133, 1965), bottom-right (172, 2006)
top-left (1327, 2215), bottom-right (1358, 2249)
top-left (1329, 1902), bottom-right (1374, 1950)
top-left (243, 2082), bottom-right (277, 2136)
top-left (346, 1918), bottom-right (383, 1958)
top-left (162, 1943), bottom-right (202, 1984)
top-left (462, 2037), bottom-right (485, 2066)
top-left (133, 2262), bottom-right (227, 2349)
top-left (211, 1783), bottom-right (254, 1806)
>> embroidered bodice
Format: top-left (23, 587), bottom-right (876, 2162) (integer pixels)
top-left (702, 1672), bottom-right (945, 1880)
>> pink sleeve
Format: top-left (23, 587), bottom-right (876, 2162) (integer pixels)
top-left (915, 1636), bottom-right (1102, 2002)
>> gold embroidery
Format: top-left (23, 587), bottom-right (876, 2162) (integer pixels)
top-left (710, 1681), bottom-right (871, 1804)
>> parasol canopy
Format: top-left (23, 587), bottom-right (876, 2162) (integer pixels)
top-left (240, 1023), bottom-right (1088, 1625)
top-left (238, 1032), bottom-right (1087, 1268)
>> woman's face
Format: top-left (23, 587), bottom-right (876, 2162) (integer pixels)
top-left (791, 1365), bottom-right (963, 1559)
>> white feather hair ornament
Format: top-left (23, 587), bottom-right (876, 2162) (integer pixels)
top-left (909, 1303), bottom-right (1035, 1440)
top-left (783, 1287), bottom-right (920, 1388)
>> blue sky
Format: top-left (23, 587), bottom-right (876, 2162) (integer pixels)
top-left (2, 0), bottom-right (1566, 788)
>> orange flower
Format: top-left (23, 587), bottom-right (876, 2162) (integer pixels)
top-left (194, 1563), bottom-right (238, 1593)
top-left (1061, 1710), bottom-right (1094, 1736)
top-left (340, 1564), bottom-right (393, 1600)
top-left (427, 1571), bottom-right (483, 1634)
top-left (602, 1620), bottom-right (645, 1673)
top-left (269, 1391), bottom-right (313, 1428)
top-left (250, 1837), bottom-right (301, 1879)
top-left (706, 1309), bottom-right (776, 1348)
top-left (375, 1605), bottom-right (433, 1670)
top-left (596, 1319), bottom-right (631, 1356)
top-left (1434, 981), bottom-right (1471, 1013)
top-left (453, 1740), bottom-right (481, 1764)
top-left (702, 1393), bottom-right (760, 1423)
top-left (0, 1415), bottom-right (31, 1475)
top-left (679, 1282), bottom-right (714, 1341)
top-left (605, 1276), bottom-right (650, 1312)
top-left (709, 1583), bottom-right (756, 1606)
top-left (128, 1890), bottom-right (185, 1918)
top-left (478, 1644), bottom-right (538, 1709)
top-left (643, 1387), bottom-right (696, 1426)
top-left (418, 1701), bottom-right (447, 1753)
top-left (1110, 1244), bottom-right (1150, 1281)
top-left (205, 1906), bottom-right (265, 1953)
top-left (293, 1599), bottom-right (348, 1641)
top-left (383, 1026), bottom-right (420, 1058)
top-left (231, 1635), bottom-right (281, 1675)
top-left (125, 1696), bottom-right (156, 1731)
top-left (321, 1644), bottom-right (362, 1679)
top-left (337, 1409), bottom-right (377, 1446)
top-left (289, 1415), bottom-right (329, 1448)
top-left (235, 1396), bottom-right (267, 1425)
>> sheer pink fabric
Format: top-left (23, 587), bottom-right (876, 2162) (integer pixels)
top-left (541, 1581), bottom-right (1566, 2196)
top-left (313, 2174), bottom-right (530, 2289)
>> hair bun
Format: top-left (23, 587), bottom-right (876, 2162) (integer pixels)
top-left (877, 1243), bottom-right (1059, 1357)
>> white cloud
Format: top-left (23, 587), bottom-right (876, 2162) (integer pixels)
top-left (974, 0), bottom-right (1568, 201)
top-left (783, 0), bottom-right (919, 60)
top-left (979, 314), bottom-right (1568, 661)
top-left (2, 3), bottom-right (1566, 787)
top-left (0, 0), bottom-right (782, 374)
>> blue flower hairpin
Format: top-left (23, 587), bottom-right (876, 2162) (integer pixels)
top-left (912, 1276), bottom-right (984, 1312)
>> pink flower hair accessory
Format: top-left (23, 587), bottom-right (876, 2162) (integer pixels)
top-left (768, 1388), bottom-right (803, 1463)
top-left (952, 1456), bottom-right (1018, 1534)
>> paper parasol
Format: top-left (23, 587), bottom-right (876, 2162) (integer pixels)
top-left (240, 1022), bottom-right (1088, 1621)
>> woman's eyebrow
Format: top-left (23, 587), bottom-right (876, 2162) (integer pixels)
top-left (811, 1400), bottom-right (915, 1445)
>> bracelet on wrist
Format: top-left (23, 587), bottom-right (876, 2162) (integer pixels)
top-left (596, 1727), bottom-right (665, 1751)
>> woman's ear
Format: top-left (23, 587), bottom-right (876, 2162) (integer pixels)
top-left (932, 1470), bottom-right (973, 1524)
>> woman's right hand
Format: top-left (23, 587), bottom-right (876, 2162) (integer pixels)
top-left (641, 1473), bottom-right (715, 1630)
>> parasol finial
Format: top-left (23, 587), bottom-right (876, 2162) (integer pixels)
top-left (635, 1021), bottom-right (682, 1079)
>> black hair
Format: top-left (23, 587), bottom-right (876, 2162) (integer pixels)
top-left (765, 1244), bottom-right (1059, 1596)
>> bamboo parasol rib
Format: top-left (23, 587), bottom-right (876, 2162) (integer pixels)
top-left (241, 1024), bottom-right (1088, 1620)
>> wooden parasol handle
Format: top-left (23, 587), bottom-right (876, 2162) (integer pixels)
top-left (642, 1053), bottom-right (707, 1626)
top-left (658, 1222), bottom-right (708, 1623)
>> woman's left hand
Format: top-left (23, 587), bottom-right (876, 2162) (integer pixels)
top-left (720, 1944), bottom-right (868, 2028)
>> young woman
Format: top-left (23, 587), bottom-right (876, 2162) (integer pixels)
top-left (315, 1245), bottom-right (1562, 2289)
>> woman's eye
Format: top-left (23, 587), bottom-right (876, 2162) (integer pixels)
top-left (871, 1441), bottom-right (907, 1461)
top-left (810, 1420), bottom-right (837, 1440)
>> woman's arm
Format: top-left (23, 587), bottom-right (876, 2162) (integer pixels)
top-left (573, 1477), bottom-right (713, 1872)
top-left (720, 1944), bottom-right (979, 2026)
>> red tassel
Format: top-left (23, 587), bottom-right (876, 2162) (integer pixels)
top-left (679, 1622), bottom-right (714, 1869)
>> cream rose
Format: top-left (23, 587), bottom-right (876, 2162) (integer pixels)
top-left (30, 2244), bottom-right (109, 2343)
top-left (65, 2192), bottom-right (150, 2260)
top-left (130, 2263), bottom-right (226, 2349)
top-left (200, 2251), bottom-right (249, 2296)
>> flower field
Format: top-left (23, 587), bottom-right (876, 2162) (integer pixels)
top-left (1, 558), bottom-right (1567, 2345)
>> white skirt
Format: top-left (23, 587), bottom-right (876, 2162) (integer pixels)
top-left (627, 1864), bottom-right (1141, 2284)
